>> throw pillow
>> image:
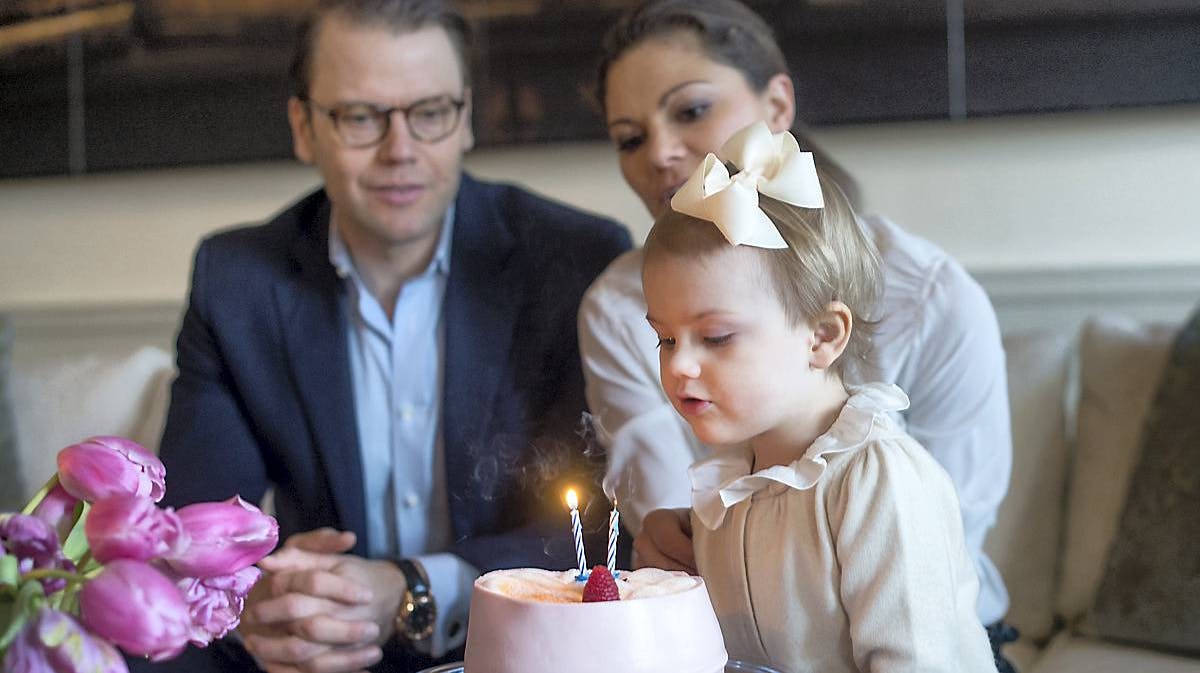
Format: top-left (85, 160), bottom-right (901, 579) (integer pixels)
top-left (1091, 307), bottom-right (1200, 654)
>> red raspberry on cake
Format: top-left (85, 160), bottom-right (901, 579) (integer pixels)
top-left (582, 566), bottom-right (620, 602)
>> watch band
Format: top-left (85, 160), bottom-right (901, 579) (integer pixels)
top-left (395, 558), bottom-right (436, 642)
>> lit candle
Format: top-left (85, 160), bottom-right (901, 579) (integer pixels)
top-left (607, 500), bottom-right (619, 572)
top-left (565, 488), bottom-right (587, 580)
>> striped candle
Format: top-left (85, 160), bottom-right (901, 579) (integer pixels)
top-left (607, 500), bottom-right (619, 571)
top-left (565, 489), bottom-right (587, 580)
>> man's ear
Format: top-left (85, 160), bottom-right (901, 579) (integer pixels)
top-left (287, 97), bottom-right (315, 165)
top-left (460, 87), bottom-right (475, 153)
top-left (809, 301), bottom-right (852, 370)
top-left (762, 73), bottom-right (796, 134)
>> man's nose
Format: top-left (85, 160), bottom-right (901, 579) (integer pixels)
top-left (377, 111), bottom-right (417, 162)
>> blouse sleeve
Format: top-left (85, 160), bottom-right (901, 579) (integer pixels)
top-left (829, 441), bottom-right (995, 672)
top-left (900, 258), bottom-right (1012, 621)
top-left (577, 252), bottom-right (705, 533)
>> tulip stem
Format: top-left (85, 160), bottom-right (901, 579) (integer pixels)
top-left (21, 474), bottom-right (60, 515)
top-left (21, 569), bottom-right (86, 585)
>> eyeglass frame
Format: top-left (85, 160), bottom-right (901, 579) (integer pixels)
top-left (298, 94), bottom-right (468, 147)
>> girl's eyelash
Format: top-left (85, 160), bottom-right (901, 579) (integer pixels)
top-left (704, 334), bottom-right (733, 346)
top-left (656, 337), bottom-right (676, 349)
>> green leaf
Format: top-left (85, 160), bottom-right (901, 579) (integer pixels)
top-left (20, 474), bottom-right (60, 516)
top-left (0, 581), bottom-right (43, 650)
top-left (0, 555), bottom-right (17, 588)
top-left (61, 502), bottom-right (92, 563)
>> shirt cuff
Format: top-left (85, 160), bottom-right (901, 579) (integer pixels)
top-left (410, 552), bottom-right (478, 658)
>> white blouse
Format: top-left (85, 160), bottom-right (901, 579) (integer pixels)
top-left (690, 384), bottom-right (997, 673)
top-left (578, 214), bottom-right (1012, 624)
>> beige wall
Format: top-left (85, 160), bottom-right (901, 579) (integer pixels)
top-left (2, 103), bottom-right (1198, 310)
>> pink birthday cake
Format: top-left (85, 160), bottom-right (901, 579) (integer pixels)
top-left (463, 567), bottom-right (728, 673)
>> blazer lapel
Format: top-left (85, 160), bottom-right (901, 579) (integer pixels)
top-left (443, 175), bottom-right (522, 538)
top-left (275, 197), bottom-right (368, 554)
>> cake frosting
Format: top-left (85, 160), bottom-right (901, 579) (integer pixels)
top-left (464, 567), bottom-right (728, 673)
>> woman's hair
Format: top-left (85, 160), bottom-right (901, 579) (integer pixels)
top-left (596, 0), bottom-right (861, 208)
top-left (290, 0), bottom-right (472, 99)
top-left (643, 169), bottom-right (883, 374)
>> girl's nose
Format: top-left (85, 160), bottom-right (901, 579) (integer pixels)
top-left (666, 346), bottom-right (701, 380)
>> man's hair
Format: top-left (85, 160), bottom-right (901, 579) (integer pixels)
top-left (290, 0), bottom-right (472, 99)
top-left (643, 169), bottom-right (883, 374)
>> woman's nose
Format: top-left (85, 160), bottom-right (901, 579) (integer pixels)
top-left (645, 127), bottom-right (686, 170)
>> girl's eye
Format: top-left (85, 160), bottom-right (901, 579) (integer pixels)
top-left (703, 334), bottom-right (733, 347)
top-left (656, 336), bottom-right (677, 350)
top-left (675, 102), bottom-right (711, 123)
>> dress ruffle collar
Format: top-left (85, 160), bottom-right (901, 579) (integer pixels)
top-left (690, 383), bottom-right (910, 530)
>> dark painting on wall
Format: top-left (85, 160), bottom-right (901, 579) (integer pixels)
top-left (1, 0), bottom-right (1198, 178)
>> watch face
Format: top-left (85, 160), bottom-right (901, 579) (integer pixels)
top-left (404, 596), bottom-right (436, 640)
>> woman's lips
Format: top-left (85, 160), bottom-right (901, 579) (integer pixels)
top-left (659, 183), bottom-right (685, 210)
top-left (678, 397), bottom-right (712, 415)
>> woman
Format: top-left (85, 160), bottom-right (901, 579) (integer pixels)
top-left (577, 0), bottom-right (1017, 669)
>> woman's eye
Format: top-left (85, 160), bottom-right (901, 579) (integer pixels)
top-left (703, 334), bottom-right (733, 347)
top-left (615, 135), bottom-right (644, 153)
top-left (656, 336), bottom-right (676, 349)
top-left (676, 102), bottom-right (711, 123)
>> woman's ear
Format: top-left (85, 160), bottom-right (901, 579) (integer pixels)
top-left (762, 73), bottom-right (796, 134)
top-left (809, 301), bottom-right (853, 370)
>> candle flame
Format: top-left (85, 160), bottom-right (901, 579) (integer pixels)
top-left (565, 488), bottom-right (579, 510)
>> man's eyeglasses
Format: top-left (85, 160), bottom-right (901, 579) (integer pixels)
top-left (300, 95), bottom-right (466, 147)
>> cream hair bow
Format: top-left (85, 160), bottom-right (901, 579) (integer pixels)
top-left (669, 121), bottom-right (824, 249)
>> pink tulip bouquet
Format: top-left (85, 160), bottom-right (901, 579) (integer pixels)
top-left (1, 436), bottom-right (279, 673)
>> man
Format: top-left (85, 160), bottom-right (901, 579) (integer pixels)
top-left (150, 1), bottom-right (630, 672)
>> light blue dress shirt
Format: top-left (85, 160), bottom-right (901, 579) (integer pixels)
top-left (329, 209), bottom-right (476, 655)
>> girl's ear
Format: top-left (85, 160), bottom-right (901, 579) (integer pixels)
top-left (810, 301), bottom-right (853, 370)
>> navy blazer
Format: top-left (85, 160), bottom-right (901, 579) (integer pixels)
top-left (149, 174), bottom-right (630, 672)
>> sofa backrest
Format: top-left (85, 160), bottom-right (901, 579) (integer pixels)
top-left (8, 344), bottom-right (174, 501)
top-left (989, 327), bottom-right (1074, 641)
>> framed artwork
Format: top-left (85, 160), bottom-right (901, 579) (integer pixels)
top-left (2, 0), bottom-right (1197, 177)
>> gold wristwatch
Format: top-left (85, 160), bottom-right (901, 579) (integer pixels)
top-left (395, 558), bottom-right (436, 642)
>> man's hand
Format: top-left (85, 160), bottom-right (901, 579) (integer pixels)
top-left (240, 529), bottom-right (407, 673)
top-left (633, 508), bottom-right (696, 574)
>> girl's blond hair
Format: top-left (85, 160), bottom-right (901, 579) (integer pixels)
top-left (644, 169), bottom-right (883, 374)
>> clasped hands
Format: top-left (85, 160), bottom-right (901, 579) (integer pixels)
top-left (632, 508), bottom-right (697, 574)
top-left (240, 528), bottom-right (407, 673)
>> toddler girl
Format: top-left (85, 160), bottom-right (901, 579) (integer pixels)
top-left (642, 121), bottom-right (996, 673)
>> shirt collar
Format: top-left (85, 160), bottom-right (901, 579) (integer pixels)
top-left (328, 204), bottom-right (456, 282)
top-left (690, 382), bottom-right (911, 531)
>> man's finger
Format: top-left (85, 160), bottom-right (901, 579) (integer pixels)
top-left (284, 528), bottom-right (357, 554)
top-left (259, 547), bottom-right (344, 574)
top-left (244, 633), bottom-right (329, 665)
top-left (247, 592), bottom-right (346, 626)
top-left (266, 569), bottom-right (373, 605)
top-left (296, 646), bottom-right (382, 673)
top-left (289, 614), bottom-right (380, 647)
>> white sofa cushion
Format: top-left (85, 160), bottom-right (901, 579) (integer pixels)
top-left (987, 329), bottom-right (1074, 641)
top-left (1055, 316), bottom-right (1176, 623)
top-left (1029, 634), bottom-right (1200, 673)
top-left (9, 345), bottom-right (173, 500)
